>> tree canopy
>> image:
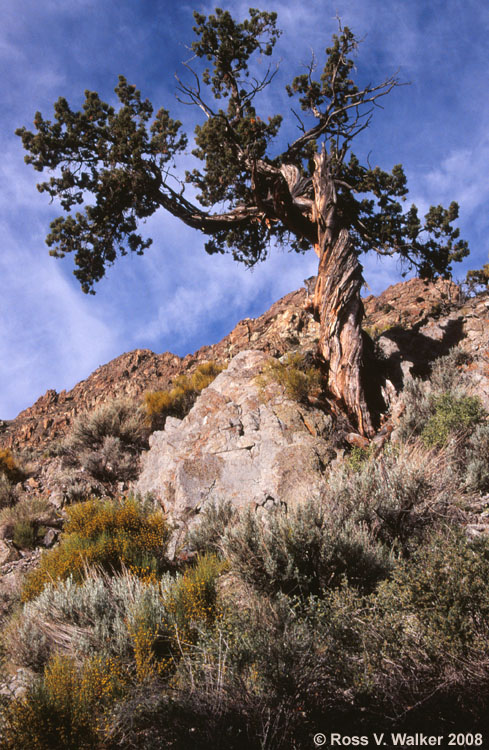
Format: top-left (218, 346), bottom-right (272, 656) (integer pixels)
top-left (16, 7), bottom-right (468, 294)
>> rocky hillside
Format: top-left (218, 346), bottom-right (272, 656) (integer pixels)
top-left (3, 276), bottom-right (489, 743)
top-left (1, 275), bottom-right (482, 453)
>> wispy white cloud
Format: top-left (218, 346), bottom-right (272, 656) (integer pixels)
top-left (424, 143), bottom-right (489, 215)
top-left (0, 218), bottom-right (123, 418)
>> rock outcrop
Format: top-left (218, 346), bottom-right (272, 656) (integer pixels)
top-left (0, 288), bottom-right (319, 453)
top-left (362, 276), bottom-right (461, 334)
top-left (2, 275), bottom-right (488, 455)
top-left (375, 282), bottom-right (489, 410)
top-left (1, 275), bottom-right (489, 584)
top-left (137, 350), bottom-right (334, 549)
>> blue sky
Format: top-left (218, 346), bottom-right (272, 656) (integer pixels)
top-left (2, 0), bottom-right (488, 420)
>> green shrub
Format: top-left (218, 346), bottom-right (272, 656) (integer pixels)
top-left (68, 399), bottom-right (147, 453)
top-left (187, 499), bottom-right (239, 554)
top-left (0, 474), bottom-right (18, 508)
top-left (61, 399), bottom-right (147, 483)
top-left (345, 443), bottom-right (376, 472)
top-left (12, 519), bottom-right (37, 549)
top-left (256, 352), bottom-right (322, 403)
top-left (11, 552), bottom-right (224, 679)
top-left (22, 497), bottom-right (170, 601)
top-left (5, 570), bottom-right (156, 671)
top-left (3, 557), bottom-right (225, 747)
top-left (324, 441), bottom-right (462, 553)
top-left (122, 553), bottom-right (225, 681)
top-left (421, 393), bottom-right (485, 447)
top-left (103, 677), bottom-right (266, 750)
top-left (0, 496), bottom-right (59, 547)
top-left (56, 471), bottom-right (105, 505)
top-left (384, 530), bottom-right (489, 650)
top-left (167, 554), bottom-right (225, 633)
top-left (144, 361), bottom-right (223, 430)
top-left (222, 500), bottom-right (391, 597)
top-left (343, 530), bottom-right (489, 725)
top-left (464, 422), bottom-right (489, 493)
top-left (163, 531), bottom-right (489, 739)
top-left (429, 347), bottom-right (471, 390)
top-left (21, 532), bottom-right (489, 748)
top-left (398, 347), bottom-right (475, 442)
top-left (0, 495), bottom-right (54, 527)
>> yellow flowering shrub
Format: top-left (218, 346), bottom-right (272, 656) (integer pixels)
top-left (1, 653), bottom-right (127, 749)
top-left (22, 497), bottom-right (170, 601)
top-left (128, 554), bottom-right (227, 682)
top-left (257, 352), bottom-right (322, 403)
top-left (0, 448), bottom-right (24, 482)
top-left (144, 361), bottom-right (223, 428)
top-left (166, 553), bottom-right (227, 649)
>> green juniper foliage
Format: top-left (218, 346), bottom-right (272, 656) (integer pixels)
top-left (16, 8), bottom-right (467, 294)
top-left (16, 7), bottom-right (469, 435)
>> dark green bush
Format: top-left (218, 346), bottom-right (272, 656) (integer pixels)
top-left (464, 422), bottom-right (489, 492)
top-left (0, 496), bottom-right (59, 547)
top-left (398, 347), bottom-right (474, 442)
top-left (159, 531), bottom-right (489, 741)
top-left (12, 519), bottom-right (37, 549)
top-left (384, 530), bottom-right (489, 649)
top-left (421, 393), bottom-right (485, 447)
top-left (397, 348), bottom-right (488, 496)
top-left (345, 443), bottom-right (375, 472)
top-left (0, 475), bottom-right (17, 508)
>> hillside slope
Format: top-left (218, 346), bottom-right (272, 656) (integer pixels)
top-left (2, 277), bottom-right (489, 743)
top-left (2, 275), bottom-right (482, 453)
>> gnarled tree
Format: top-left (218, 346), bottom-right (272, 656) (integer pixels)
top-left (16, 8), bottom-right (468, 435)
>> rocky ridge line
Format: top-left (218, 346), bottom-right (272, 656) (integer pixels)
top-left (0, 276), bottom-right (481, 453)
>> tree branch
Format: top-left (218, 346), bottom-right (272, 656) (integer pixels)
top-left (284, 76), bottom-right (400, 161)
top-left (157, 182), bottom-right (262, 232)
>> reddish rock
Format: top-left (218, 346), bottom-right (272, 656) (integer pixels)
top-left (1, 288), bottom-right (319, 452)
top-left (345, 433), bottom-right (370, 450)
top-left (0, 277), bottom-right (483, 454)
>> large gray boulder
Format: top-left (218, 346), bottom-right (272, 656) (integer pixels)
top-left (137, 350), bottom-right (333, 536)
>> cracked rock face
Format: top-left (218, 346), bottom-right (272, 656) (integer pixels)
top-left (136, 350), bottom-right (334, 532)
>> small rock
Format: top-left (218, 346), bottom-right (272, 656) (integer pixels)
top-left (345, 433), bottom-right (370, 450)
top-left (49, 489), bottom-right (64, 508)
top-left (371, 433), bottom-right (388, 451)
top-left (0, 540), bottom-right (20, 565)
top-left (42, 528), bottom-right (58, 547)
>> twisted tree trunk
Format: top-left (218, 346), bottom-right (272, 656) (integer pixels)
top-left (311, 147), bottom-right (374, 437)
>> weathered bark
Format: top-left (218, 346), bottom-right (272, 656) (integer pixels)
top-left (311, 148), bottom-right (374, 437)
